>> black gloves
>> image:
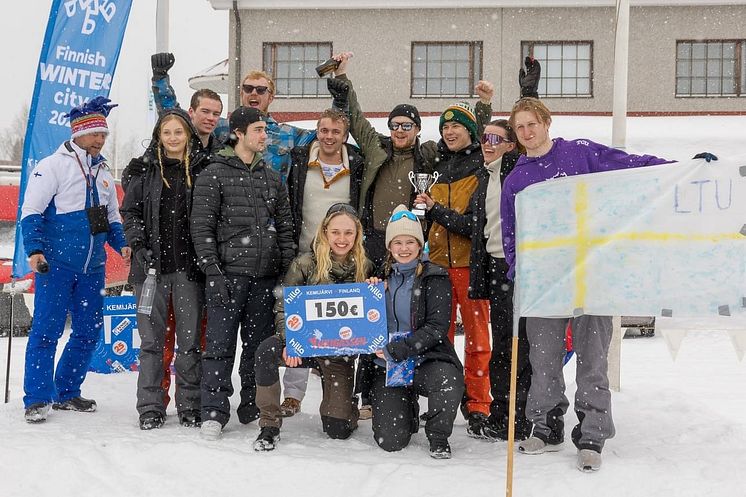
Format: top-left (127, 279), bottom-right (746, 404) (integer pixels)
top-left (693, 152), bottom-right (718, 163)
top-left (204, 264), bottom-right (231, 307)
top-left (151, 52), bottom-right (175, 78)
top-left (519, 56), bottom-right (541, 99)
top-left (327, 78), bottom-right (350, 112)
top-left (134, 247), bottom-right (153, 272)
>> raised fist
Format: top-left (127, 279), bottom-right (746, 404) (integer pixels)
top-left (151, 52), bottom-right (175, 78)
top-left (519, 56), bottom-right (541, 99)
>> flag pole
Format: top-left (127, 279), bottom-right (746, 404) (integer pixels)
top-left (505, 272), bottom-right (521, 497)
top-left (156, 0), bottom-right (170, 53)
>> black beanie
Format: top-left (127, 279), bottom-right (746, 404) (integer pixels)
top-left (388, 104), bottom-right (421, 128)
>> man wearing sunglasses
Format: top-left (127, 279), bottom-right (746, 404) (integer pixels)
top-left (151, 53), bottom-right (315, 182)
top-left (329, 53), bottom-right (432, 267)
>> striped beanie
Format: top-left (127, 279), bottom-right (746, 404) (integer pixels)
top-left (66, 96), bottom-right (118, 139)
top-left (439, 102), bottom-right (478, 142)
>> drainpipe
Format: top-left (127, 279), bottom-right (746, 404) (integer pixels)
top-left (612, 0), bottom-right (629, 149)
top-left (233, 1), bottom-right (242, 109)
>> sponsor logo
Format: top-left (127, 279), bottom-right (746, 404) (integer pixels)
top-left (112, 340), bottom-right (127, 356)
top-left (286, 314), bottom-right (303, 332)
top-left (339, 326), bottom-right (352, 340)
top-left (367, 309), bottom-right (380, 323)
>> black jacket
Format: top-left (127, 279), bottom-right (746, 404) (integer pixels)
top-left (190, 146), bottom-right (295, 278)
top-left (287, 143), bottom-right (365, 248)
top-left (120, 108), bottom-right (209, 284)
top-left (385, 260), bottom-right (463, 368)
top-left (429, 150), bottom-right (520, 299)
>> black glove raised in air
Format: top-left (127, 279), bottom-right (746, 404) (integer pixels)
top-left (519, 56), bottom-right (541, 99)
top-left (151, 52), bottom-right (175, 78)
top-left (327, 78), bottom-right (350, 113)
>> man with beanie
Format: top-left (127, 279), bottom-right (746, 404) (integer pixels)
top-left (20, 96), bottom-right (130, 423)
top-left (191, 106), bottom-right (295, 440)
top-left (416, 100), bottom-right (493, 436)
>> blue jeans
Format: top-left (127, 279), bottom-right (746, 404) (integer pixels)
top-left (23, 265), bottom-right (104, 407)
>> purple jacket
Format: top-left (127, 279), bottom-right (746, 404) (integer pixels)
top-left (500, 137), bottom-right (672, 279)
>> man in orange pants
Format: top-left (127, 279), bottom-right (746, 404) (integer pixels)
top-left (417, 101), bottom-right (492, 434)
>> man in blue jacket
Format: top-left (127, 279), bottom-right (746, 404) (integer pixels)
top-left (150, 53), bottom-right (315, 182)
top-left (20, 97), bottom-right (130, 423)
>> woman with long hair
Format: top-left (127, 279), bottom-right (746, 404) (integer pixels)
top-left (369, 205), bottom-right (464, 459)
top-left (253, 203), bottom-right (372, 451)
top-left (121, 109), bottom-right (209, 430)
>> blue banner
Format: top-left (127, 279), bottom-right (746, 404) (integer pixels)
top-left (89, 296), bottom-right (139, 374)
top-left (12, 0), bottom-right (132, 277)
top-left (284, 282), bottom-right (388, 357)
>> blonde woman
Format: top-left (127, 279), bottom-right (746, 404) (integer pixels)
top-left (253, 203), bottom-right (373, 451)
top-left (121, 109), bottom-right (209, 430)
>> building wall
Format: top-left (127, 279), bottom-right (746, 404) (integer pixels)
top-left (228, 5), bottom-right (746, 115)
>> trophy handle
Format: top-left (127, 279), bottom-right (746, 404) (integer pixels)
top-left (408, 170), bottom-right (417, 189)
top-left (427, 171), bottom-right (441, 192)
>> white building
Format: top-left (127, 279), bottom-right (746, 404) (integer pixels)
top-left (206, 0), bottom-right (746, 120)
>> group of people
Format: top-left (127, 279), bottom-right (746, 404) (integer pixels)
top-left (21, 49), bottom-right (700, 471)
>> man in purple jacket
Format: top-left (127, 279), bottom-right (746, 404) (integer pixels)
top-left (500, 98), bottom-right (672, 472)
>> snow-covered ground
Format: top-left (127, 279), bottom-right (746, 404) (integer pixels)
top-left (1, 331), bottom-right (745, 497)
top-left (1, 116), bottom-right (745, 497)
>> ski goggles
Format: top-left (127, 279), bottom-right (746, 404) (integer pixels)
top-left (481, 133), bottom-right (513, 145)
top-left (326, 202), bottom-right (358, 218)
top-left (242, 84), bottom-right (271, 95)
top-left (389, 210), bottom-right (418, 223)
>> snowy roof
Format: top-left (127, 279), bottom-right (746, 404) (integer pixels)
top-left (188, 59), bottom-right (229, 94)
top-left (207, 0), bottom-right (746, 9)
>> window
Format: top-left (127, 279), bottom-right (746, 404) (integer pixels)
top-left (263, 42), bottom-right (332, 97)
top-left (521, 41), bottom-right (593, 97)
top-left (411, 42), bottom-right (483, 98)
top-left (676, 40), bottom-right (745, 97)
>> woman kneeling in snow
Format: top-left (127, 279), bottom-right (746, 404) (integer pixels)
top-left (253, 203), bottom-right (373, 451)
top-left (369, 205), bottom-right (464, 459)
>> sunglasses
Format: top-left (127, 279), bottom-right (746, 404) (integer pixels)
top-left (326, 202), bottom-right (358, 217)
top-left (388, 122), bottom-right (416, 131)
top-left (481, 133), bottom-right (513, 145)
top-left (242, 84), bottom-right (270, 95)
top-left (389, 210), bottom-right (418, 223)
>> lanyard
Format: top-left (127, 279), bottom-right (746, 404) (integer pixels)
top-left (67, 141), bottom-right (102, 207)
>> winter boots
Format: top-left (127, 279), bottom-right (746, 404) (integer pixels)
top-left (577, 449), bottom-right (602, 472)
top-left (139, 411), bottom-right (165, 430)
top-left (24, 403), bottom-right (51, 423)
top-left (518, 436), bottom-right (565, 454)
top-left (200, 420), bottom-right (223, 440)
top-left (253, 426), bottom-right (281, 451)
top-left (53, 396), bottom-right (97, 412)
top-left (179, 410), bottom-right (201, 427)
top-left (428, 438), bottom-right (452, 460)
top-left (279, 397), bottom-right (301, 417)
top-left (465, 412), bottom-right (489, 439)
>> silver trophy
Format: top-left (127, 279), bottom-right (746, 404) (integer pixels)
top-left (408, 171), bottom-right (440, 217)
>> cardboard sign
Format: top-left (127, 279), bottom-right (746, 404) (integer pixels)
top-left (283, 282), bottom-right (387, 357)
top-left (89, 296), bottom-right (140, 374)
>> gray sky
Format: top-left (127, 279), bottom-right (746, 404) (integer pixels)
top-left (1, 0), bottom-right (227, 154)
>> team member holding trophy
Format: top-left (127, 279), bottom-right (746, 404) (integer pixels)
top-left (253, 203), bottom-right (373, 451)
top-left (416, 101), bottom-right (492, 436)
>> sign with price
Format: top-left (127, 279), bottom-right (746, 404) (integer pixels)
top-left (283, 282), bottom-right (388, 358)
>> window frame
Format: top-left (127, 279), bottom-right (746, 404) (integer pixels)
top-left (675, 39), bottom-right (744, 98)
top-left (410, 41), bottom-right (483, 98)
top-left (521, 40), bottom-right (594, 98)
top-left (262, 41), bottom-right (333, 98)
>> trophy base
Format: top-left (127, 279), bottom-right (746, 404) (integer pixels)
top-left (411, 207), bottom-right (426, 217)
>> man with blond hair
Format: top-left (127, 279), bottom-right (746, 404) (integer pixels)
top-left (151, 53), bottom-right (315, 181)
